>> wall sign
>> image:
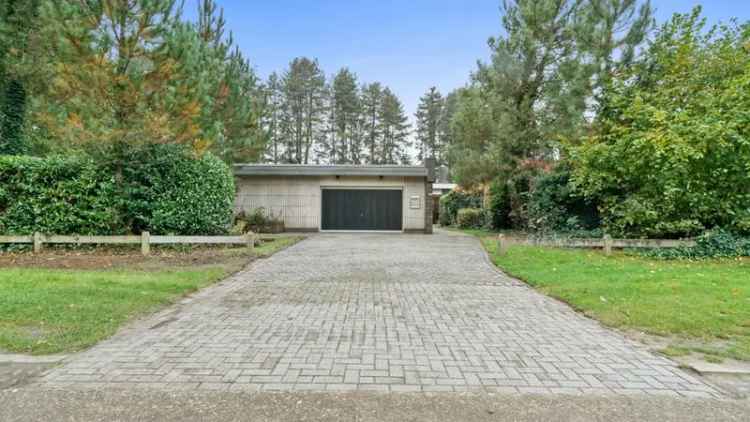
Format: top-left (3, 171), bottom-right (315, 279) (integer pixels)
top-left (409, 195), bottom-right (422, 209)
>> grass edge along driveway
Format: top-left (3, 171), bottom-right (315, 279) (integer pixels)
top-left (0, 236), bottom-right (302, 355)
top-left (472, 232), bottom-right (750, 362)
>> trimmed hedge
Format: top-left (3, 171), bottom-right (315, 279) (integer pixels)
top-left (456, 208), bottom-right (484, 229)
top-left (439, 190), bottom-right (482, 226)
top-left (0, 145), bottom-right (235, 235)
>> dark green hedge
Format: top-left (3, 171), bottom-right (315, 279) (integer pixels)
top-left (0, 145), bottom-right (235, 235)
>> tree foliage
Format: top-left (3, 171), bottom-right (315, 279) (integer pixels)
top-left (571, 8), bottom-right (750, 237)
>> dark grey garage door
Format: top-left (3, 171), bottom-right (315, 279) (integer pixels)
top-left (321, 189), bottom-right (403, 231)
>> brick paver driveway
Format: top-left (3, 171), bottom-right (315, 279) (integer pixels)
top-left (41, 233), bottom-right (718, 397)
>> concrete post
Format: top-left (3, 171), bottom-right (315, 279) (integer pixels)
top-left (141, 231), bottom-right (150, 256)
top-left (245, 232), bottom-right (256, 251)
top-left (497, 234), bottom-right (509, 255)
top-left (603, 234), bottom-right (613, 256)
top-left (33, 232), bottom-right (43, 254)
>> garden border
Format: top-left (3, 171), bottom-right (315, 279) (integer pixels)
top-left (495, 234), bottom-right (696, 256)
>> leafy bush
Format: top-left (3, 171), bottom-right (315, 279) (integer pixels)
top-left (439, 190), bottom-right (482, 226)
top-left (233, 207), bottom-right (284, 234)
top-left (527, 166), bottom-right (599, 234)
top-left (119, 144), bottom-right (235, 235)
top-left (571, 11), bottom-right (750, 238)
top-left (0, 155), bottom-right (122, 235)
top-left (0, 145), bottom-right (235, 236)
top-left (488, 178), bottom-right (512, 230)
top-left (643, 230), bottom-right (750, 260)
top-left (456, 208), bottom-right (484, 229)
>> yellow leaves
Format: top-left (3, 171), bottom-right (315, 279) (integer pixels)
top-left (67, 113), bottom-right (83, 129)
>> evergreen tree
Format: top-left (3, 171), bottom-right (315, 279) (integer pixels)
top-left (325, 68), bottom-right (359, 163)
top-left (0, 0), bottom-right (41, 155)
top-left (378, 88), bottom-right (411, 164)
top-left (280, 57), bottom-right (326, 164)
top-left (415, 87), bottom-right (444, 164)
top-left (360, 82), bottom-right (382, 163)
top-left (263, 72), bottom-right (284, 163)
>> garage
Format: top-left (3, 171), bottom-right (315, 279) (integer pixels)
top-left (321, 189), bottom-right (403, 231)
top-left (233, 163), bottom-right (435, 234)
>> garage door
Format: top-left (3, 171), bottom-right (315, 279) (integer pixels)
top-left (321, 189), bottom-right (403, 231)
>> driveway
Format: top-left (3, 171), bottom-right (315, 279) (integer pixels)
top-left (39, 232), bottom-right (717, 397)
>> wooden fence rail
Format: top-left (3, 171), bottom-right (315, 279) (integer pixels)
top-left (495, 234), bottom-right (696, 256)
top-left (0, 232), bottom-right (282, 256)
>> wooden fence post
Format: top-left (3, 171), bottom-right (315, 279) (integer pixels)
top-left (141, 231), bottom-right (150, 256)
top-left (603, 234), bottom-right (613, 256)
top-left (245, 232), bottom-right (256, 251)
top-left (33, 232), bottom-right (43, 254)
top-left (497, 234), bottom-right (509, 255)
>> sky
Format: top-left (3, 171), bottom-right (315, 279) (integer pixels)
top-left (185, 1), bottom-right (749, 119)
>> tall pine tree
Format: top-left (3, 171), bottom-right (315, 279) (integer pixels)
top-left (415, 87), bottom-right (445, 165)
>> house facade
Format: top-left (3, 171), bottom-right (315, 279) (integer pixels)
top-left (234, 163), bottom-right (435, 234)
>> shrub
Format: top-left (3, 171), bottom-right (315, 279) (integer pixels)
top-left (233, 207), bottom-right (285, 234)
top-left (0, 155), bottom-right (122, 235)
top-left (643, 229), bottom-right (750, 260)
top-left (0, 145), bottom-right (235, 236)
top-left (527, 166), bottom-right (599, 234)
top-left (119, 144), bottom-right (235, 235)
top-left (488, 178), bottom-right (512, 230)
top-left (456, 208), bottom-right (484, 229)
top-left (439, 190), bottom-right (482, 226)
top-left (571, 11), bottom-right (750, 238)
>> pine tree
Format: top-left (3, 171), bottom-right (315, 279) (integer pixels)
top-left (280, 57), bottom-right (326, 164)
top-left (415, 87), bottom-right (444, 164)
top-left (324, 68), bottom-right (359, 164)
top-left (360, 82), bottom-right (382, 163)
top-left (263, 72), bottom-right (284, 163)
top-left (378, 88), bottom-right (411, 164)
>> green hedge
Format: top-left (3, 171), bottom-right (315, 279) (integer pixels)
top-left (456, 208), bottom-right (484, 229)
top-left (439, 190), bottom-right (482, 226)
top-left (0, 145), bottom-right (235, 235)
top-left (0, 155), bottom-right (121, 235)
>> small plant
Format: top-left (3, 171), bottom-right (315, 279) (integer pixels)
top-left (642, 229), bottom-right (750, 260)
top-left (234, 208), bottom-right (285, 234)
top-left (456, 208), bottom-right (485, 229)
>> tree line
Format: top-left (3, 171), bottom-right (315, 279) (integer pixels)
top-left (437, 0), bottom-right (750, 239)
top-left (262, 60), bottom-right (411, 165)
top-left (0, 0), bottom-right (418, 167)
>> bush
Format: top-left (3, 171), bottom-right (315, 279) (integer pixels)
top-left (119, 144), bottom-right (235, 235)
top-left (233, 207), bottom-right (285, 234)
top-left (488, 178), bottom-right (512, 230)
top-left (643, 229), bottom-right (750, 260)
top-left (439, 190), bottom-right (482, 226)
top-left (456, 208), bottom-right (485, 229)
top-left (0, 145), bottom-right (235, 236)
top-left (0, 155), bottom-right (122, 235)
top-left (527, 166), bottom-right (599, 234)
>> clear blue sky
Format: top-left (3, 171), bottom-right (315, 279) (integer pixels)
top-left (185, 1), bottom-right (749, 118)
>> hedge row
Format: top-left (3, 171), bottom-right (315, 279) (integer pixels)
top-left (0, 144), bottom-right (235, 235)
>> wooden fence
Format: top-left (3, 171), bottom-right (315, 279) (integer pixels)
top-left (0, 232), bottom-right (281, 256)
top-left (495, 234), bottom-right (695, 256)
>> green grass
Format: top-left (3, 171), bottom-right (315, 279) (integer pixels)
top-left (477, 235), bottom-right (750, 361)
top-left (0, 237), bottom-right (303, 355)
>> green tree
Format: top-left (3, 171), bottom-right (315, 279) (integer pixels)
top-left (361, 82), bottom-right (382, 163)
top-left (280, 57), bottom-right (326, 164)
top-left (378, 88), bottom-right (411, 164)
top-left (415, 86), bottom-right (444, 164)
top-left (263, 72), bottom-right (284, 163)
top-left (323, 68), bottom-right (360, 164)
top-left (571, 8), bottom-right (750, 237)
top-left (0, 0), bottom-right (41, 155)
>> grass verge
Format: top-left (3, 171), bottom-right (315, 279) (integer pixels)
top-left (0, 236), bottom-right (303, 355)
top-left (472, 232), bottom-right (750, 362)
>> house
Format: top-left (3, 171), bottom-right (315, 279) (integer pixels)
top-left (233, 162), bottom-right (436, 233)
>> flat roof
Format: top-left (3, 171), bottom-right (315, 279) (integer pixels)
top-left (234, 164), bottom-right (429, 178)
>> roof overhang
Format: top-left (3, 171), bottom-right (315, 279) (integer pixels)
top-left (233, 164), bottom-right (429, 178)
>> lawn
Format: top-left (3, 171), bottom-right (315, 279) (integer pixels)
top-left (475, 234), bottom-right (750, 361)
top-left (0, 236), bottom-right (302, 355)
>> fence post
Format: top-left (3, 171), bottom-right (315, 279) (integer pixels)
top-left (245, 232), bottom-right (256, 251)
top-left (603, 234), bottom-right (613, 256)
top-left (497, 234), bottom-right (509, 255)
top-left (141, 231), bottom-right (150, 256)
top-left (33, 232), bottom-right (43, 254)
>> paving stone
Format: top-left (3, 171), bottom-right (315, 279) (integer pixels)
top-left (37, 233), bottom-right (720, 398)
